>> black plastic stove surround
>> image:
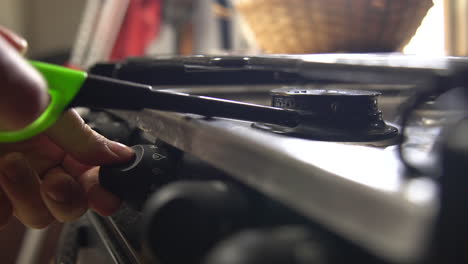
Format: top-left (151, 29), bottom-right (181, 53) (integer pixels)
top-left (56, 54), bottom-right (468, 264)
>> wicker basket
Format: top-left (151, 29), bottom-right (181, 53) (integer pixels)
top-left (233, 0), bottom-right (433, 54)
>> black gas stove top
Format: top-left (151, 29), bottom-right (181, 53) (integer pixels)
top-left (56, 54), bottom-right (468, 264)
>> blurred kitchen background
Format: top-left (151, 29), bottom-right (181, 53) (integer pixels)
top-left (0, 0), bottom-right (464, 263)
top-left (0, 0), bottom-right (85, 59)
top-left (0, 0), bottom-right (457, 65)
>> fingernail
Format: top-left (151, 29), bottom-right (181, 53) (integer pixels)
top-left (108, 141), bottom-right (134, 160)
top-left (16, 37), bottom-right (28, 55)
top-left (2, 153), bottom-right (31, 184)
top-left (46, 189), bottom-right (69, 203)
top-left (46, 180), bottom-right (82, 204)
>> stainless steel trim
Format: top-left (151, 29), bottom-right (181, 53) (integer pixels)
top-left (87, 212), bottom-right (142, 264)
top-left (111, 109), bottom-right (439, 263)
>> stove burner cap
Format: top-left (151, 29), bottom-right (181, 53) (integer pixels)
top-left (273, 88), bottom-right (380, 96)
top-left (270, 88), bottom-right (380, 115)
top-left (253, 88), bottom-right (398, 142)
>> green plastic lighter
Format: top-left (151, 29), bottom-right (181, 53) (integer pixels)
top-left (0, 60), bottom-right (300, 143)
top-left (0, 61), bottom-right (156, 143)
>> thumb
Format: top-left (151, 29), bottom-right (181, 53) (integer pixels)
top-left (46, 110), bottom-right (134, 166)
top-left (0, 27), bottom-right (48, 130)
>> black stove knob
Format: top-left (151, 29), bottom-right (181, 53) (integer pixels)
top-left (83, 111), bottom-right (133, 144)
top-left (89, 117), bottom-right (132, 145)
top-left (142, 180), bottom-right (249, 264)
top-left (203, 226), bottom-right (328, 264)
top-left (99, 144), bottom-right (180, 209)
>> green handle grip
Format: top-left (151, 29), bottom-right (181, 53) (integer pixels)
top-left (0, 61), bottom-right (86, 143)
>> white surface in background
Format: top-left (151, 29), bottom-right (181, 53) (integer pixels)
top-left (404, 0), bottom-right (445, 55)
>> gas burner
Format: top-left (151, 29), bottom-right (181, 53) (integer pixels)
top-left (67, 55), bottom-right (468, 264)
top-left (252, 88), bottom-right (398, 141)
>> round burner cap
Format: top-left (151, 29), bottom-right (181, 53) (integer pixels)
top-left (270, 88), bottom-right (380, 115)
top-left (271, 88), bottom-right (380, 97)
top-left (253, 87), bottom-right (398, 142)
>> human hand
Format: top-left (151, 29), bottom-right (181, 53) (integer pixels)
top-left (0, 26), bottom-right (134, 229)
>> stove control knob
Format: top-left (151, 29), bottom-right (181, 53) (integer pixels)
top-left (142, 180), bottom-right (249, 264)
top-left (85, 112), bottom-right (133, 144)
top-left (99, 144), bottom-right (180, 209)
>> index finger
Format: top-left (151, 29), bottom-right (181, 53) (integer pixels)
top-left (0, 26), bottom-right (27, 53)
